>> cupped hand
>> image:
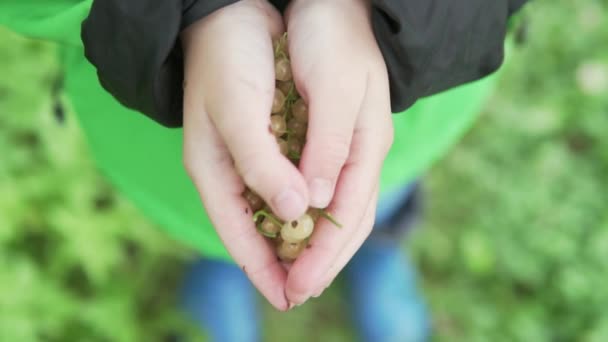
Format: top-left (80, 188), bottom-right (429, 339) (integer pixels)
top-left (284, 0), bottom-right (394, 305)
top-left (180, 0), bottom-right (309, 311)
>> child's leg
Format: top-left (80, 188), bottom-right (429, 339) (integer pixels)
top-left (179, 184), bottom-right (429, 342)
top-left (180, 258), bottom-right (261, 342)
top-left (344, 183), bottom-right (430, 342)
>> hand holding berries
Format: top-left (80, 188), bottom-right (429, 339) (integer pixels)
top-left (282, 0), bottom-right (394, 306)
top-left (180, 0), bottom-right (394, 310)
top-left (244, 35), bottom-right (342, 265)
top-left (181, 0), bottom-right (302, 312)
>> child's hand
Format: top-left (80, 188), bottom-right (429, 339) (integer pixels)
top-left (284, 0), bottom-right (394, 305)
top-left (181, 0), bottom-right (308, 311)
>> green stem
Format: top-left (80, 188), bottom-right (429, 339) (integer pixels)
top-left (288, 151), bottom-right (301, 160)
top-left (320, 210), bottom-right (343, 228)
top-left (274, 34), bottom-right (286, 58)
top-left (253, 210), bottom-right (282, 238)
top-left (252, 210), bottom-right (283, 227)
top-left (256, 223), bottom-right (278, 238)
top-left (282, 83), bottom-right (297, 121)
top-left (286, 83), bottom-right (296, 102)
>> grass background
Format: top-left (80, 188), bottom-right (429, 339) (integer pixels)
top-left (1, 0), bottom-right (607, 341)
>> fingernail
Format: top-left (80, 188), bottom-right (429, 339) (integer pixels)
top-left (288, 302), bottom-right (297, 310)
top-left (309, 178), bottom-right (332, 208)
top-left (273, 188), bottom-right (306, 220)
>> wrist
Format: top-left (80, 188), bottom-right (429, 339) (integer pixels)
top-left (181, 0), bottom-right (281, 54)
top-left (286, 0), bottom-right (372, 31)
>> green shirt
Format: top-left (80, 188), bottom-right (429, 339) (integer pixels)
top-left (0, 0), bottom-right (502, 260)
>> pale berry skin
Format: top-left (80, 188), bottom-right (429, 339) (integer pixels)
top-left (292, 98), bottom-right (308, 123)
top-left (272, 39), bottom-right (280, 54)
top-left (288, 138), bottom-right (303, 155)
top-left (261, 218), bottom-right (281, 235)
top-left (275, 57), bottom-right (293, 81)
top-left (276, 138), bottom-right (289, 156)
top-left (287, 119), bottom-right (307, 138)
top-left (273, 37), bottom-right (289, 58)
top-left (276, 80), bottom-right (293, 96)
top-left (243, 189), bottom-right (264, 211)
top-left (272, 88), bottom-right (286, 113)
top-left (277, 239), bottom-right (307, 261)
top-left (307, 208), bottom-right (321, 222)
top-left (281, 213), bottom-right (315, 243)
top-left (270, 114), bottom-right (287, 136)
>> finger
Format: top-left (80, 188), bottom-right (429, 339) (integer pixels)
top-left (210, 65), bottom-right (309, 221)
top-left (285, 74), bottom-right (393, 304)
top-left (291, 48), bottom-right (367, 208)
top-left (298, 70), bottom-right (365, 208)
top-left (311, 186), bottom-right (379, 298)
top-left (201, 24), bottom-right (308, 221)
top-left (284, 145), bottom-right (379, 305)
top-left (183, 87), bottom-right (289, 311)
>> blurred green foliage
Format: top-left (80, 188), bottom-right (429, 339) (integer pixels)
top-left (0, 0), bottom-right (607, 341)
top-left (411, 1), bottom-right (608, 340)
top-left (0, 29), bottom-right (205, 342)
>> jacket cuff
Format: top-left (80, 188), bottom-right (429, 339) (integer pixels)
top-left (371, 0), bottom-right (528, 113)
top-left (182, 0), bottom-right (240, 29)
top-left (82, 0), bottom-right (239, 127)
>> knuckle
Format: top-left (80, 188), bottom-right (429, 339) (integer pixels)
top-left (184, 142), bottom-right (234, 186)
top-left (314, 134), bottom-right (351, 172)
top-left (234, 72), bottom-right (273, 98)
top-left (313, 147), bottom-right (348, 179)
top-left (236, 151), bottom-right (269, 189)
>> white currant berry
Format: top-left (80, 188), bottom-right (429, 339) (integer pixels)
top-left (276, 138), bottom-right (289, 156)
top-left (277, 81), bottom-right (293, 96)
top-left (287, 119), bottom-right (307, 139)
top-left (261, 218), bottom-right (281, 235)
top-left (270, 115), bottom-right (287, 136)
top-left (275, 58), bottom-right (292, 81)
top-left (272, 88), bottom-right (286, 113)
top-left (281, 213), bottom-right (315, 243)
top-left (292, 99), bottom-right (308, 123)
top-left (273, 35), bottom-right (289, 57)
top-left (288, 138), bottom-right (303, 155)
top-left (307, 208), bottom-right (321, 222)
top-left (243, 189), bottom-right (263, 211)
top-left (277, 239), bottom-right (306, 261)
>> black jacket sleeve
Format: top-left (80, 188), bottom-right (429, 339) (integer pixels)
top-left (81, 0), bottom-right (527, 128)
top-left (81, 0), bottom-right (241, 127)
top-left (371, 0), bottom-right (528, 112)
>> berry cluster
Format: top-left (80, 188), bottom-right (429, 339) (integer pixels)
top-left (242, 34), bottom-right (340, 262)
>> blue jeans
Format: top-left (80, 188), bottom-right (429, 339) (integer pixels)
top-left (344, 181), bottom-right (429, 342)
top-left (180, 182), bottom-right (427, 342)
top-left (376, 183), bottom-right (418, 228)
